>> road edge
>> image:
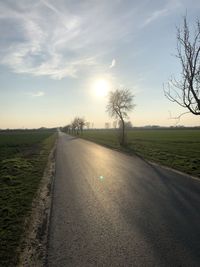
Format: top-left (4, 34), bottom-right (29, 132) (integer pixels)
top-left (17, 139), bottom-right (57, 267)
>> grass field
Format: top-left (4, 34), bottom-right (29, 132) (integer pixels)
top-left (80, 128), bottom-right (200, 177)
top-left (0, 129), bottom-right (56, 266)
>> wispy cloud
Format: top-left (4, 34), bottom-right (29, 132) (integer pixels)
top-left (28, 91), bottom-right (45, 97)
top-left (141, 0), bottom-right (182, 28)
top-left (142, 8), bottom-right (169, 27)
top-left (0, 1), bottom-right (96, 79)
top-left (0, 1), bottom-right (139, 80)
top-left (109, 59), bottom-right (116, 68)
top-left (0, 0), bottom-right (182, 80)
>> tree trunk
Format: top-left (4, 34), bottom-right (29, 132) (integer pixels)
top-left (121, 118), bottom-right (125, 145)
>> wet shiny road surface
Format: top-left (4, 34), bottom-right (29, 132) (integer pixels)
top-left (48, 132), bottom-right (200, 266)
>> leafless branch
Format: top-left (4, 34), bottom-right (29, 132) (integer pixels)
top-left (164, 15), bottom-right (200, 116)
top-left (168, 110), bottom-right (191, 126)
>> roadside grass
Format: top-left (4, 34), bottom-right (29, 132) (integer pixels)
top-left (0, 130), bottom-right (56, 266)
top-left (79, 128), bottom-right (200, 177)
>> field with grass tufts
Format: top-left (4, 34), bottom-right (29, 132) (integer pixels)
top-left (0, 129), bottom-right (56, 266)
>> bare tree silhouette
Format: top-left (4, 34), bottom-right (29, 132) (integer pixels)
top-left (164, 16), bottom-right (200, 117)
top-left (70, 117), bottom-right (86, 135)
top-left (106, 89), bottom-right (135, 145)
top-left (85, 122), bottom-right (90, 130)
top-left (105, 122), bottom-right (110, 129)
top-left (78, 118), bottom-right (86, 134)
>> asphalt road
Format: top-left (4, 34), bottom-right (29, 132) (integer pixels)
top-left (48, 132), bottom-right (200, 266)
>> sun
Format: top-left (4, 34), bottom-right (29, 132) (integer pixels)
top-left (93, 79), bottom-right (110, 97)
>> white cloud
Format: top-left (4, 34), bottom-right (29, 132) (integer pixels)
top-left (109, 59), bottom-right (116, 68)
top-left (0, 0), bottom-right (182, 79)
top-left (0, 1), bottom-right (139, 79)
top-left (142, 8), bottom-right (169, 27)
top-left (28, 91), bottom-right (45, 97)
top-left (0, 1), bottom-right (96, 79)
top-left (141, 0), bottom-right (182, 28)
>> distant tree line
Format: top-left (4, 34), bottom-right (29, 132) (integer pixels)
top-left (62, 117), bottom-right (86, 135)
top-left (105, 121), bottom-right (133, 130)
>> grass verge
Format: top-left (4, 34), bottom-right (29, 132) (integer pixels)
top-left (0, 130), bottom-right (56, 266)
top-left (77, 128), bottom-right (200, 178)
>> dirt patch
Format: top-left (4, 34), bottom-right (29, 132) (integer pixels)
top-left (17, 143), bottom-right (57, 267)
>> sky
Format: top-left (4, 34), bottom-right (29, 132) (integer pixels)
top-left (0, 0), bottom-right (200, 129)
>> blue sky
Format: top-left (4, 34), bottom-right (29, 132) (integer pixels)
top-left (0, 0), bottom-right (200, 128)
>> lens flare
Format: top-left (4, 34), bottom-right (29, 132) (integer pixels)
top-left (99, 175), bottom-right (104, 181)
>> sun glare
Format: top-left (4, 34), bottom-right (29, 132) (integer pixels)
top-left (93, 79), bottom-right (110, 97)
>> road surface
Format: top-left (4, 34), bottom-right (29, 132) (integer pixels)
top-left (48, 132), bottom-right (200, 266)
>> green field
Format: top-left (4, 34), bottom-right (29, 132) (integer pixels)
top-left (80, 128), bottom-right (200, 177)
top-left (0, 129), bottom-right (56, 266)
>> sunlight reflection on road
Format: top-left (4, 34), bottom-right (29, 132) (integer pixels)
top-left (99, 175), bottom-right (105, 181)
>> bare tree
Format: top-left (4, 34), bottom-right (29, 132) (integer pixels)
top-left (74, 117), bottom-right (81, 135)
top-left (85, 122), bottom-right (90, 130)
top-left (118, 120), bottom-right (132, 129)
top-left (105, 122), bottom-right (110, 129)
top-left (78, 117), bottom-right (85, 134)
top-left (71, 118), bottom-right (78, 134)
top-left (63, 124), bottom-right (71, 134)
top-left (113, 120), bottom-right (117, 129)
top-left (164, 16), bottom-right (200, 116)
top-left (106, 89), bottom-right (135, 145)
top-left (71, 117), bottom-right (86, 135)
top-left (126, 121), bottom-right (133, 129)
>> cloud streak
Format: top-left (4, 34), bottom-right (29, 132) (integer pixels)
top-left (28, 91), bottom-right (45, 97)
top-left (141, 0), bottom-right (182, 27)
top-left (142, 8), bottom-right (169, 27)
top-left (109, 59), bottom-right (116, 68)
